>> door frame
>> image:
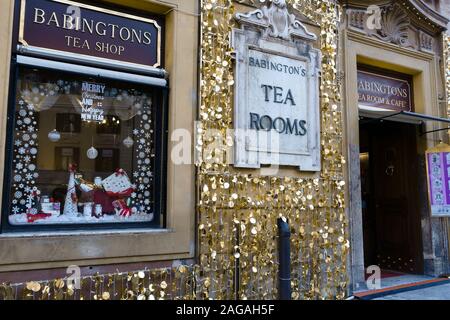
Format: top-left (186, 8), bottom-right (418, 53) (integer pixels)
top-left (342, 30), bottom-right (446, 293)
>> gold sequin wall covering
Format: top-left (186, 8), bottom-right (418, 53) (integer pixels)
top-left (197, 0), bottom-right (349, 300)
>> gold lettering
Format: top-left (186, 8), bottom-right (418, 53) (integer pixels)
top-left (73, 37), bottom-right (81, 47)
top-left (131, 29), bottom-right (142, 44)
top-left (74, 16), bottom-right (80, 31)
top-left (95, 41), bottom-right (104, 52)
top-left (34, 8), bottom-right (45, 24)
top-left (143, 31), bottom-right (152, 45)
top-left (95, 22), bottom-right (107, 36)
top-left (119, 27), bottom-right (131, 41)
top-left (81, 39), bottom-right (90, 50)
top-left (82, 18), bottom-right (94, 34)
top-left (29, 8), bottom-right (156, 52)
top-left (63, 14), bottom-right (74, 30)
top-left (47, 12), bottom-right (60, 27)
top-left (108, 24), bottom-right (119, 38)
top-left (95, 42), bottom-right (125, 55)
top-left (65, 35), bottom-right (73, 47)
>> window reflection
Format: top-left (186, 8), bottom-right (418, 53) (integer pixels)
top-left (9, 66), bottom-right (156, 225)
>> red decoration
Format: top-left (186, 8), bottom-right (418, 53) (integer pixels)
top-left (105, 188), bottom-right (134, 198)
top-left (115, 168), bottom-right (126, 176)
top-left (113, 199), bottom-right (132, 217)
top-left (68, 163), bottom-right (77, 172)
top-left (27, 213), bottom-right (51, 223)
top-left (93, 190), bottom-right (117, 214)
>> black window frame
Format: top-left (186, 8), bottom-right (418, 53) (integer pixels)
top-left (1, 60), bottom-right (169, 233)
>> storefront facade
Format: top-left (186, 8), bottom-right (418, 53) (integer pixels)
top-left (0, 0), bottom-right (448, 300)
top-left (340, 0), bottom-right (450, 291)
top-left (0, 0), bottom-right (198, 276)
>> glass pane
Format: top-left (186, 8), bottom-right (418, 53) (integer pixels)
top-left (8, 66), bottom-right (158, 226)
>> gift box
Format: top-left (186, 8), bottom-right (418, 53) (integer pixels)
top-left (102, 169), bottom-right (134, 197)
top-left (112, 199), bottom-right (132, 217)
top-left (41, 202), bottom-right (61, 216)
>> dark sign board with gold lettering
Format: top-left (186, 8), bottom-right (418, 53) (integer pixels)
top-left (357, 69), bottom-right (413, 112)
top-left (19, 0), bottom-right (162, 68)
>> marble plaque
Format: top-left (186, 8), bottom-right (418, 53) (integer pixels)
top-left (232, 1), bottom-right (321, 171)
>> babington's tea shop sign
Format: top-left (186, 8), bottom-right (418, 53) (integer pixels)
top-left (18, 0), bottom-right (162, 68)
top-left (357, 68), bottom-right (413, 112)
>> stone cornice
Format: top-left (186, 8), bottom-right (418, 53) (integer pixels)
top-left (341, 0), bottom-right (448, 31)
top-left (409, 0), bottom-right (449, 30)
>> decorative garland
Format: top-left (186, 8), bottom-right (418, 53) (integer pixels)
top-left (0, 266), bottom-right (197, 300)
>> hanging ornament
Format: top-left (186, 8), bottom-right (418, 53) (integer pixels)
top-left (123, 136), bottom-right (134, 148)
top-left (48, 129), bottom-right (61, 142)
top-left (87, 146), bottom-right (98, 160)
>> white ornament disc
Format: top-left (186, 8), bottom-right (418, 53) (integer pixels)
top-left (48, 129), bottom-right (61, 142)
top-left (87, 147), bottom-right (99, 160)
top-left (123, 136), bottom-right (134, 148)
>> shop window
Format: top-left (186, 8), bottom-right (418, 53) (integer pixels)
top-left (5, 65), bottom-right (165, 228)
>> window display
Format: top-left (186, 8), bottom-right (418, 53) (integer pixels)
top-left (7, 66), bottom-right (162, 226)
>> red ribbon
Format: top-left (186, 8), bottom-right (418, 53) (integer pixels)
top-left (120, 208), bottom-right (132, 217)
top-left (106, 188), bottom-right (134, 198)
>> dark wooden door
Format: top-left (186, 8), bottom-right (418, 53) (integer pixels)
top-left (363, 121), bottom-right (423, 274)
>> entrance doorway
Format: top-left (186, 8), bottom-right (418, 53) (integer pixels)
top-left (360, 119), bottom-right (424, 275)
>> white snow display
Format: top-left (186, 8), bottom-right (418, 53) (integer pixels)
top-left (10, 99), bottom-right (40, 218)
top-left (129, 100), bottom-right (155, 218)
top-left (9, 211), bottom-right (154, 225)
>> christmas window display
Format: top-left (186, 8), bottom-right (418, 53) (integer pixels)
top-left (8, 66), bottom-right (160, 226)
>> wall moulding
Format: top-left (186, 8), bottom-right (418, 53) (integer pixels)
top-left (344, 0), bottom-right (448, 55)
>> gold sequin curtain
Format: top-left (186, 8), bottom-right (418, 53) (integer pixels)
top-left (0, 267), bottom-right (198, 300)
top-left (197, 0), bottom-right (349, 300)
